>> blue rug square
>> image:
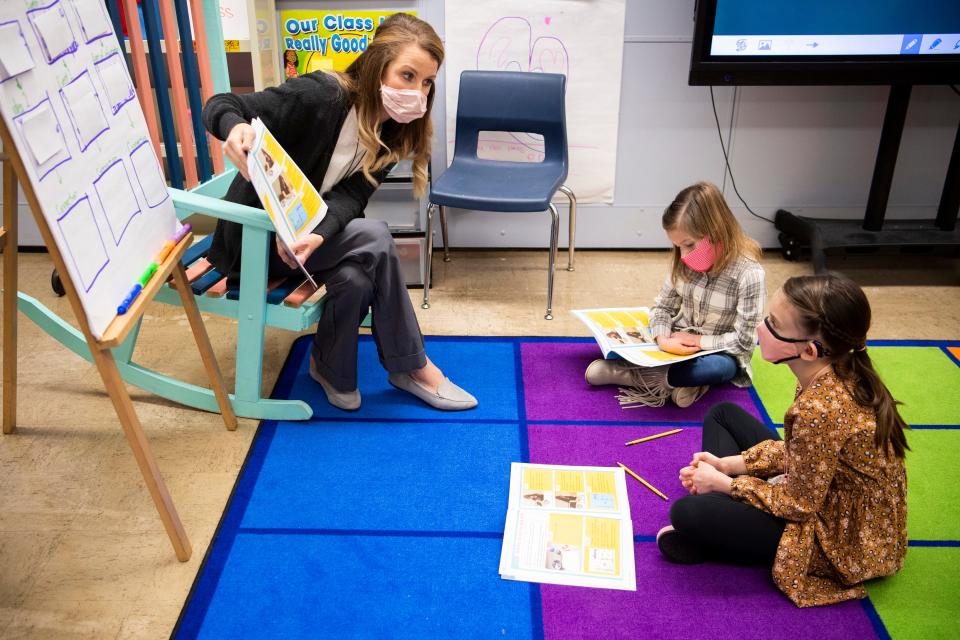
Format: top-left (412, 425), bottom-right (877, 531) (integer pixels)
top-left (240, 420), bottom-right (521, 532)
top-left (286, 336), bottom-right (521, 421)
top-left (186, 533), bottom-right (534, 639)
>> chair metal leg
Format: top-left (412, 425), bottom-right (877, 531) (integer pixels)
top-left (439, 205), bottom-right (450, 262)
top-left (559, 184), bottom-right (577, 271)
top-left (545, 204), bottom-right (560, 320)
top-left (422, 203), bottom-right (435, 309)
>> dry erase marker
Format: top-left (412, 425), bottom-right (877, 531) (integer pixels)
top-left (154, 240), bottom-right (175, 264)
top-left (138, 262), bottom-right (158, 287)
top-left (172, 223), bottom-right (192, 244)
top-left (117, 284), bottom-right (142, 314)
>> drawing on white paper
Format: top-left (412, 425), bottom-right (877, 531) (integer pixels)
top-left (445, 1), bottom-right (626, 202)
top-left (59, 69), bottom-right (109, 151)
top-left (468, 17), bottom-right (571, 161)
top-left (0, 2), bottom-right (181, 338)
top-left (93, 159), bottom-right (141, 245)
top-left (27, 0), bottom-right (78, 65)
top-left (70, 0), bottom-right (112, 44)
top-left (13, 96), bottom-right (72, 181)
top-left (94, 52), bottom-right (135, 114)
top-left (0, 20), bottom-right (35, 82)
top-left (130, 140), bottom-right (170, 208)
top-left (56, 195), bottom-right (109, 293)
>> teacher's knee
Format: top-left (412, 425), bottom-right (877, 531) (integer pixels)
top-left (328, 262), bottom-right (374, 299)
top-left (346, 217), bottom-right (392, 249)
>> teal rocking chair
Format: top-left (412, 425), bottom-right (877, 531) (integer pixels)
top-left (18, 3), bottom-right (322, 421)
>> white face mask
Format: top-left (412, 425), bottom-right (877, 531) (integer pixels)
top-left (380, 84), bottom-right (428, 123)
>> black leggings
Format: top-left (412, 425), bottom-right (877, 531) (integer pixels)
top-left (669, 402), bottom-right (786, 565)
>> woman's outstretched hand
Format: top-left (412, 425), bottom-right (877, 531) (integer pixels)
top-left (277, 233), bottom-right (324, 270)
top-left (225, 122), bottom-right (256, 181)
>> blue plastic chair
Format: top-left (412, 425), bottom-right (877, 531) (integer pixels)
top-left (423, 70), bottom-right (577, 320)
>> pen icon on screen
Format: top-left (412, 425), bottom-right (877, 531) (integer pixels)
top-left (929, 38), bottom-right (942, 50)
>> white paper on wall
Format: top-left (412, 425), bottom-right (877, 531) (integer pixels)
top-left (444, 0), bottom-right (626, 204)
top-left (0, 0), bottom-right (179, 339)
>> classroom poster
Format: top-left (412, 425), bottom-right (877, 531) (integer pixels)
top-left (444, 0), bottom-right (626, 203)
top-left (499, 463), bottom-right (637, 591)
top-left (0, 0), bottom-right (179, 339)
top-left (279, 10), bottom-right (414, 77)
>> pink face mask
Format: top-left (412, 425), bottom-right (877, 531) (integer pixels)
top-left (380, 84), bottom-right (428, 123)
top-left (681, 237), bottom-right (720, 272)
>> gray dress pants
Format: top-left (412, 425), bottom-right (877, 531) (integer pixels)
top-left (268, 218), bottom-right (426, 391)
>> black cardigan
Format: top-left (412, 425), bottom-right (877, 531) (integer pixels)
top-left (200, 71), bottom-right (396, 285)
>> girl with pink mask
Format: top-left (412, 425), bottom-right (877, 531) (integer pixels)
top-left (585, 181), bottom-right (765, 408)
top-left (201, 14), bottom-right (477, 412)
top-left (656, 273), bottom-right (908, 608)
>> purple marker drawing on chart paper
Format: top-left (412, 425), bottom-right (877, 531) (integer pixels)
top-left (56, 195), bottom-right (110, 293)
top-left (129, 140), bottom-right (170, 208)
top-left (93, 158), bottom-right (141, 246)
top-left (12, 94), bottom-right (73, 181)
top-left (70, 0), bottom-right (113, 44)
top-left (94, 52), bottom-right (136, 114)
top-left (0, 20), bottom-right (35, 83)
top-left (472, 16), bottom-right (570, 160)
top-left (26, 0), bottom-right (78, 64)
top-left (59, 69), bottom-right (110, 151)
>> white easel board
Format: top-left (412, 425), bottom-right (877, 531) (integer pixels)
top-left (0, 0), bottom-right (180, 338)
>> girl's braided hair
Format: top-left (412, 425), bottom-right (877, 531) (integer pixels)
top-left (782, 273), bottom-right (909, 458)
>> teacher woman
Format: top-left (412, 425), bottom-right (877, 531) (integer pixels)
top-left (201, 14), bottom-right (476, 412)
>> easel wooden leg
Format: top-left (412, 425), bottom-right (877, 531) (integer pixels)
top-left (171, 262), bottom-right (237, 431)
top-left (3, 158), bottom-right (17, 435)
top-left (92, 346), bottom-right (192, 561)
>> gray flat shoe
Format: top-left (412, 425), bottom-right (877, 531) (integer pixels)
top-left (309, 358), bottom-right (361, 411)
top-left (388, 372), bottom-right (478, 411)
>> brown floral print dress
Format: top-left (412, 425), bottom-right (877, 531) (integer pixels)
top-left (729, 369), bottom-right (908, 607)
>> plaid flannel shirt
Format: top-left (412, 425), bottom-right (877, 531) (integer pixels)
top-left (649, 256), bottom-right (765, 387)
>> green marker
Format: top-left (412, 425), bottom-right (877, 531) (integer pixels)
top-left (138, 262), bottom-right (158, 287)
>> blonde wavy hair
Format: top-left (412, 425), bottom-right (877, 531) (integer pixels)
top-left (662, 181), bottom-right (762, 285)
top-left (330, 13), bottom-right (442, 198)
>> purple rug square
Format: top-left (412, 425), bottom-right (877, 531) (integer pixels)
top-left (527, 425), bottom-right (707, 537)
top-left (521, 342), bottom-right (762, 423)
top-left (539, 542), bottom-right (877, 640)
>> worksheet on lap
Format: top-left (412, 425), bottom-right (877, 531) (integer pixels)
top-left (0, 0), bottom-right (180, 338)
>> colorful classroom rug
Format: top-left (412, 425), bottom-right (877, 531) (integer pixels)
top-left (174, 337), bottom-right (960, 639)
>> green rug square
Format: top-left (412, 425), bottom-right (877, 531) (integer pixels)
top-left (866, 547), bottom-right (960, 640)
top-left (769, 422), bottom-right (956, 539)
top-left (751, 347), bottom-right (960, 426)
top-left (904, 430), bottom-right (960, 541)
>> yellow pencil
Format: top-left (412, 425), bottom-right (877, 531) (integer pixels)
top-left (625, 428), bottom-right (683, 446)
top-left (618, 462), bottom-right (668, 501)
